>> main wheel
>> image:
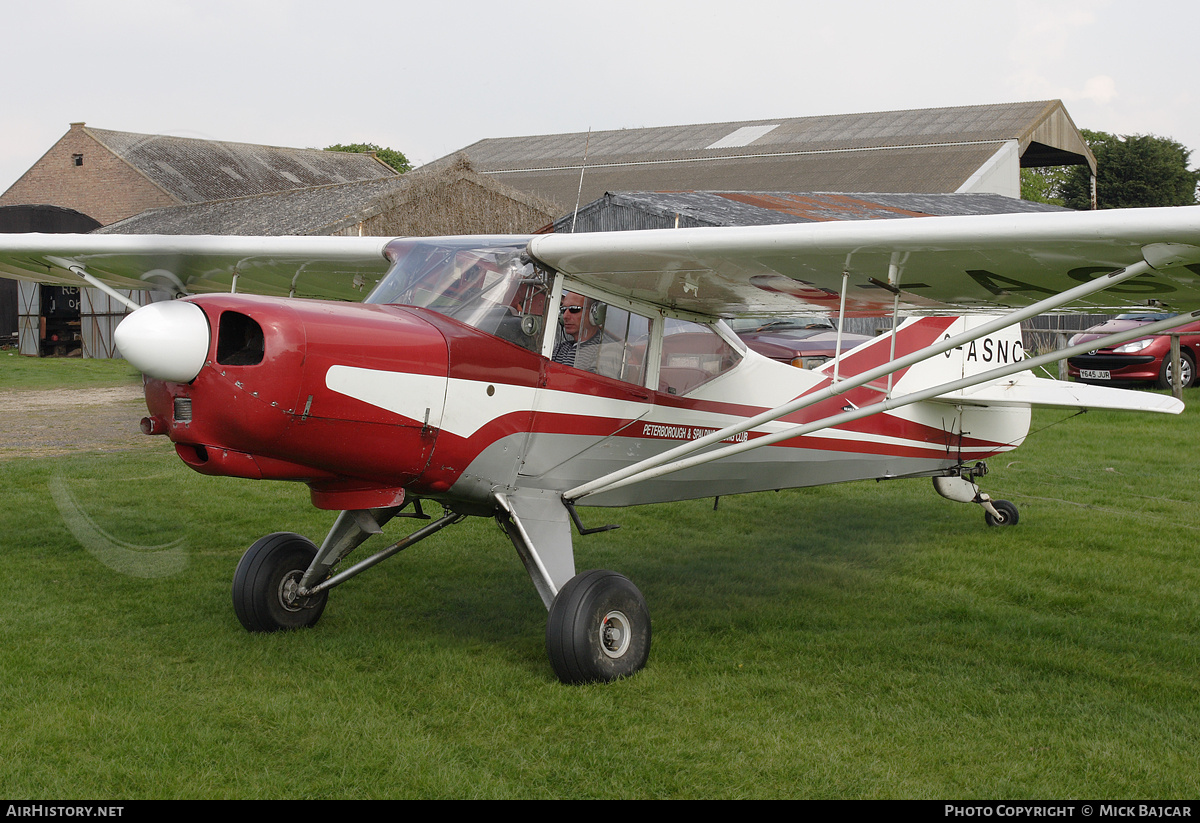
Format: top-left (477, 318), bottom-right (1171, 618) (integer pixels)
top-left (1156, 351), bottom-right (1194, 390)
top-left (232, 532), bottom-right (328, 632)
top-left (984, 499), bottom-right (1019, 527)
top-left (546, 569), bottom-right (650, 684)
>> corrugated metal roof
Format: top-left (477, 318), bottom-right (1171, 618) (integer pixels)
top-left (488, 144), bottom-right (1007, 211)
top-left (553, 191), bottom-right (1066, 233)
top-left (86, 127), bottom-right (398, 204)
top-left (434, 101), bottom-right (1094, 211)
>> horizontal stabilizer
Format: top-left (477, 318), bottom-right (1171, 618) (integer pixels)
top-left (937, 373), bottom-right (1183, 414)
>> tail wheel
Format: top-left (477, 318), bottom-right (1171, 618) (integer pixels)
top-left (984, 499), bottom-right (1019, 527)
top-left (232, 532), bottom-right (328, 632)
top-left (546, 569), bottom-right (650, 684)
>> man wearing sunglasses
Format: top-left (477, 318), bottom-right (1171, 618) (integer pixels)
top-left (552, 291), bottom-right (604, 371)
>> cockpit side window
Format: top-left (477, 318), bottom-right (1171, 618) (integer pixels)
top-left (597, 305), bottom-right (652, 384)
top-left (658, 318), bottom-right (742, 395)
top-left (551, 292), bottom-right (652, 385)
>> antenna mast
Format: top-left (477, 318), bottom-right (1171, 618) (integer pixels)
top-left (570, 128), bottom-right (592, 233)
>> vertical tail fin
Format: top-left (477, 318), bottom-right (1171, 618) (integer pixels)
top-left (823, 316), bottom-right (1026, 392)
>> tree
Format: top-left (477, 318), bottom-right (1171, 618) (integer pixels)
top-left (1020, 165), bottom-right (1071, 207)
top-left (325, 142), bottom-right (411, 174)
top-left (1058, 129), bottom-right (1198, 210)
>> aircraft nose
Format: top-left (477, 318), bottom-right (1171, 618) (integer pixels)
top-left (114, 300), bottom-right (211, 383)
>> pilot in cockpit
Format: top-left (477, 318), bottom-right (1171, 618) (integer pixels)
top-left (552, 292), bottom-right (604, 371)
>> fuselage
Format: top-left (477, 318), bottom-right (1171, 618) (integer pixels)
top-left (125, 290), bottom-right (1031, 512)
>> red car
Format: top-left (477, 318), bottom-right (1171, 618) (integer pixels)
top-left (1067, 313), bottom-right (1200, 389)
top-left (727, 317), bottom-right (873, 369)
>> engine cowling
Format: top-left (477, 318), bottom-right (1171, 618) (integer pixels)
top-left (122, 294), bottom-right (451, 509)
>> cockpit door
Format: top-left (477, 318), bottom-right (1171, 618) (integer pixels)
top-left (519, 286), bottom-right (655, 484)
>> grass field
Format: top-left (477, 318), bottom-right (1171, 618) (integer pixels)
top-left (0, 349), bottom-right (142, 389)
top-left (1, 357), bottom-right (1197, 798)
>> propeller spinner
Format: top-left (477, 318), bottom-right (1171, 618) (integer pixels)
top-left (114, 300), bottom-right (211, 383)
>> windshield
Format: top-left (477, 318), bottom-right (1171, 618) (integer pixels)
top-left (368, 238), bottom-right (550, 348)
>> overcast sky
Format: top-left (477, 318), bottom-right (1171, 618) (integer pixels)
top-left (3, 0), bottom-right (1197, 194)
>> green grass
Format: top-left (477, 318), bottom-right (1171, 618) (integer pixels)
top-left (0, 350), bottom-right (142, 390)
top-left (2, 363), bottom-right (1198, 797)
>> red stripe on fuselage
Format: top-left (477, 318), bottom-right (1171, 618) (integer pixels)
top-left (827, 316), bottom-right (958, 380)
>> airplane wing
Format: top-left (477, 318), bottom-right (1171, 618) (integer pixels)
top-left (4, 208), bottom-right (1200, 403)
top-left (0, 234), bottom-right (396, 301)
top-left (527, 206), bottom-right (1200, 316)
top-left (7, 207), bottom-right (1200, 311)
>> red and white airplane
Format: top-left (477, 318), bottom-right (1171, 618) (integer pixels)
top-left (3, 206), bottom-right (1200, 683)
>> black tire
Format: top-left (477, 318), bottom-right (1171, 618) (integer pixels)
top-left (984, 499), bottom-right (1019, 527)
top-left (546, 569), bottom-right (650, 684)
top-left (1156, 351), bottom-right (1194, 390)
top-left (232, 532), bottom-right (328, 632)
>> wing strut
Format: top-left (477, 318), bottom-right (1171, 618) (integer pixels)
top-left (563, 254), bottom-right (1185, 503)
top-left (46, 256), bottom-right (141, 312)
top-left (833, 270), bottom-right (849, 382)
top-left (567, 308), bottom-right (1200, 501)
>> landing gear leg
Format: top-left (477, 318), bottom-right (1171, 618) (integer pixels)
top-left (232, 502), bottom-right (462, 634)
top-left (496, 491), bottom-right (651, 683)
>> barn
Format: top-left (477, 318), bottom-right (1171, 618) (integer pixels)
top-left (0, 123), bottom-right (398, 228)
top-left (0, 125), bottom-right (403, 357)
top-left (432, 100), bottom-right (1095, 213)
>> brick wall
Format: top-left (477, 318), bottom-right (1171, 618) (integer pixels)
top-left (0, 123), bottom-right (176, 226)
